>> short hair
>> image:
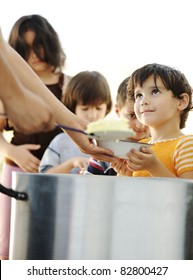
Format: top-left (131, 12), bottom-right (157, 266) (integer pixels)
top-left (8, 14), bottom-right (66, 71)
top-left (63, 71), bottom-right (112, 115)
top-left (127, 63), bottom-right (193, 129)
top-left (116, 77), bottom-right (130, 108)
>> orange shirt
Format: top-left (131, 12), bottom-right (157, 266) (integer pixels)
top-left (133, 135), bottom-right (193, 177)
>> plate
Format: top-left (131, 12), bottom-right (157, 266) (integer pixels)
top-left (97, 140), bottom-right (151, 159)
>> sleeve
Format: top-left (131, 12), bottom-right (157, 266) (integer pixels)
top-left (85, 158), bottom-right (117, 176)
top-left (174, 135), bottom-right (193, 176)
top-left (38, 137), bottom-right (61, 173)
top-left (86, 158), bottom-right (107, 175)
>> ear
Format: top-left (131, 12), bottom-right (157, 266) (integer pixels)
top-left (177, 93), bottom-right (189, 111)
top-left (115, 104), bottom-right (120, 116)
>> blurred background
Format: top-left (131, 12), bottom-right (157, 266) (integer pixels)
top-left (0, 0), bottom-right (193, 134)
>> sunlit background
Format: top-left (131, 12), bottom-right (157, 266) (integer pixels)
top-left (1, 0), bottom-right (193, 133)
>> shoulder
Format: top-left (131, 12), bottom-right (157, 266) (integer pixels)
top-left (48, 132), bottom-right (70, 150)
top-left (49, 132), bottom-right (66, 144)
top-left (62, 73), bottom-right (72, 95)
top-left (176, 135), bottom-right (193, 148)
top-left (174, 135), bottom-right (193, 156)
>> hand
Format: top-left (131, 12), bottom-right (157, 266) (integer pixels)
top-left (72, 157), bottom-right (89, 174)
top-left (0, 33), bottom-right (55, 134)
top-left (111, 158), bottom-right (133, 176)
top-left (62, 127), bottom-right (117, 162)
top-left (126, 146), bottom-right (156, 172)
top-left (5, 88), bottom-right (55, 134)
top-left (72, 157), bottom-right (89, 170)
top-left (10, 144), bottom-right (41, 172)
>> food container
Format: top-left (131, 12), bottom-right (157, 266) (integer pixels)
top-left (1, 172), bottom-right (192, 260)
top-left (97, 140), bottom-right (151, 159)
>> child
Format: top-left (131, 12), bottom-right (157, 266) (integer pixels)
top-left (39, 70), bottom-right (112, 174)
top-left (84, 77), bottom-right (149, 175)
top-left (111, 63), bottom-right (193, 178)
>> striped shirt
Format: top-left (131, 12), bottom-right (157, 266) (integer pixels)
top-left (84, 158), bottom-right (117, 176)
top-left (133, 135), bottom-right (193, 177)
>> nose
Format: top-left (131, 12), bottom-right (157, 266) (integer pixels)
top-left (87, 109), bottom-right (99, 122)
top-left (141, 95), bottom-right (150, 106)
top-left (29, 49), bottom-right (37, 58)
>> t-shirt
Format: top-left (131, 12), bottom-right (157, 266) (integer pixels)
top-left (39, 132), bottom-right (90, 174)
top-left (133, 135), bottom-right (193, 177)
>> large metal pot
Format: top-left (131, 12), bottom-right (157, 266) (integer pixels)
top-left (4, 172), bottom-right (193, 259)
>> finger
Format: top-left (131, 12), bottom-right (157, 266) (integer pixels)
top-left (25, 144), bottom-right (41, 150)
top-left (127, 159), bottom-right (143, 171)
top-left (140, 146), bottom-right (152, 154)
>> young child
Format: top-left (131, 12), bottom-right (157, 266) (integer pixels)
top-left (39, 70), bottom-right (112, 174)
top-left (84, 77), bottom-right (150, 175)
top-left (111, 63), bottom-right (193, 178)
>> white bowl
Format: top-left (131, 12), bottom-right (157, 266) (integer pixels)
top-left (97, 140), bottom-right (151, 159)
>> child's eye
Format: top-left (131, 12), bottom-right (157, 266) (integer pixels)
top-left (134, 93), bottom-right (143, 100)
top-left (128, 113), bottom-right (136, 119)
top-left (81, 107), bottom-right (89, 111)
top-left (152, 88), bottom-right (160, 95)
top-left (96, 107), bottom-right (103, 111)
top-left (125, 113), bottom-right (136, 120)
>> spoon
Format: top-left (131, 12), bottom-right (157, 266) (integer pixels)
top-left (56, 124), bottom-right (100, 140)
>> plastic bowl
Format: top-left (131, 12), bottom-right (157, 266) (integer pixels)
top-left (97, 140), bottom-right (151, 159)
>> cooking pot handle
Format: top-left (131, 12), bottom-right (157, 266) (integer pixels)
top-left (0, 183), bottom-right (28, 201)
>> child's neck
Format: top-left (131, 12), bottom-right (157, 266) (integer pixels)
top-left (149, 127), bottom-right (184, 142)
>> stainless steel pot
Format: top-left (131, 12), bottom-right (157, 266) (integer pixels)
top-left (4, 172), bottom-right (193, 260)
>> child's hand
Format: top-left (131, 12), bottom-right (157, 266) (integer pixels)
top-left (111, 158), bottom-right (133, 176)
top-left (72, 157), bottom-right (89, 170)
top-left (126, 146), bottom-right (156, 172)
top-left (111, 146), bottom-right (156, 176)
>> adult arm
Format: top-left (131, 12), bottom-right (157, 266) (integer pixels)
top-left (0, 28), bottom-right (116, 161)
top-left (0, 29), bottom-right (55, 133)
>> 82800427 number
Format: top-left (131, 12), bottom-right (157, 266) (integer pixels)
top-left (120, 266), bottom-right (168, 276)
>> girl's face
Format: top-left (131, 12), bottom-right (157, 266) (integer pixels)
top-left (134, 75), bottom-right (181, 129)
top-left (75, 103), bottom-right (108, 122)
top-left (116, 100), bottom-right (149, 141)
top-left (24, 30), bottom-right (51, 74)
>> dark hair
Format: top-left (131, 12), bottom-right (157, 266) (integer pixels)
top-left (127, 63), bottom-right (193, 129)
top-left (8, 14), bottom-right (66, 71)
top-left (116, 76), bottom-right (130, 108)
top-left (63, 71), bottom-right (112, 114)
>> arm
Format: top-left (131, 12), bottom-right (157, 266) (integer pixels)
top-left (46, 157), bottom-right (89, 174)
top-left (0, 29), bottom-right (54, 133)
top-left (0, 27), bottom-right (115, 162)
top-left (0, 133), bottom-right (40, 172)
top-left (126, 147), bottom-right (176, 177)
top-left (111, 147), bottom-right (176, 177)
